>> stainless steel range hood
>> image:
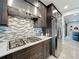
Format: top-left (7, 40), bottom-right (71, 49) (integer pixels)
top-left (8, 0), bottom-right (41, 19)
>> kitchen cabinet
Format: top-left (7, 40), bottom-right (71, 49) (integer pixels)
top-left (0, 0), bottom-right (8, 26)
top-left (43, 40), bottom-right (50, 59)
top-left (34, 2), bottom-right (47, 27)
top-left (47, 4), bottom-right (62, 28)
top-left (0, 57), bottom-right (6, 59)
top-left (6, 40), bottom-right (50, 59)
top-left (12, 43), bottom-right (43, 59)
top-left (47, 4), bottom-right (61, 19)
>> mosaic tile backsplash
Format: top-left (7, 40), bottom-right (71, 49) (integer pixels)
top-left (0, 16), bottom-right (41, 41)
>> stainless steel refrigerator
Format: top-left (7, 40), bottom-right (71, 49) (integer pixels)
top-left (50, 16), bottom-right (62, 58)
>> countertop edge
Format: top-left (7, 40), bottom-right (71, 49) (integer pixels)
top-left (0, 36), bottom-right (52, 58)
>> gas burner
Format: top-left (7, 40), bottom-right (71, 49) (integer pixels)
top-left (9, 39), bottom-right (25, 49)
top-left (8, 37), bottom-right (42, 49)
top-left (23, 37), bottom-right (42, 44)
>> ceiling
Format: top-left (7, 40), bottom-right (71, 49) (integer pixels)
top-left (40, 0), bottom-right (79, 14)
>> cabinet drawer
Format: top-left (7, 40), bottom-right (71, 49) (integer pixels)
top-left (13, 46), bottom-right (32, 57)
top-left (29, 43), bottom-right (43, 59)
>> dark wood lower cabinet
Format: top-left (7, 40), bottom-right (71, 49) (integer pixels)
top-left (0, 57), bottom-right (6, 59)
top-left (43, 40), bottom-right (50, 59)
top-left (5, 40), bottom-right (50, 59)
top-left (12, 43), bottom-right (43, 59)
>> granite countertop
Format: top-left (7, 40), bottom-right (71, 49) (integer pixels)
top-left (0, 36), bottom-right (52, 58)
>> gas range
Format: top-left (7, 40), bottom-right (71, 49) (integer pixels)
top-left (8, 37), bottom-right (42, 49)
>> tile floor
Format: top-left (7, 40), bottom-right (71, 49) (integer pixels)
top-left (48, 37), bottom-right (79, 59)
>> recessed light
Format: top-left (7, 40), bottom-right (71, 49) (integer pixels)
top-left (64, 5), bottom-right (68, 9)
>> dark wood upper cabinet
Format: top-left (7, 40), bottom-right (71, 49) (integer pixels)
top-left (34, 2), bottom-right (47, 27)
top-left (0, 0), bottom-right (46, 26)
top-left (47, 4), bottom-right (62, 28)
top-left (0, 0), bottom-right (8, 26)
top-left (47, 4), bottom-right (62, 19)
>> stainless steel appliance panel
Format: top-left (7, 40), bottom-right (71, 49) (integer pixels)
top-left (51, 16), bottom-right (62, 57)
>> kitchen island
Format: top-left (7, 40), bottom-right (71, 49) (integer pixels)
top-left (0, 36), bottom-right (52, 59)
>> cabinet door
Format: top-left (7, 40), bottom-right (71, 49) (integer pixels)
top-left (0, 57), bottom-right (6, 59)
top-left (30, 43), bottom-right (44, 59)
top-left (2, 0), bottom-right (8, 25)
top-left (43, 40), bottom-right (50, 59)
top-left (13, 52), bottom-right (30, 59)
top-left (0, 0), bottom-right (8, 26)
top-left (35, 2), bottom-right (47, 27)
top-left (12, 47), bottom-right (32, 59)
top-left (46, 40), bottom-right (50, 57)
top-left (39, 2), bottom-right (47, 27)
top-left (0, 0), bottom-right (3, 24)
top-left (9, 43), bottom-right (44, 59)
